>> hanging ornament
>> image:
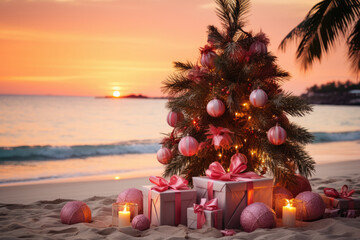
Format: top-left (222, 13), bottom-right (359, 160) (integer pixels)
top-left (156, 147), bottom-right (172, 164)
top-left (187, 66), bottom-right (208, 84)
top-left (200, 45), bottom-right (217, 69)
top-left (205, 125), bottom-right (233, 150)
top-left (249, 41), bottom-right (267, 56)
top-left (249, 88), bottom-right (268, 107)
top-left (267, 124), bottom-right (287, 145)
top-left (207, 98), bottom-right (225, 117)
top-left (167, 111), bottom-right (184, 127)
top-left (178, 135), bottom-right (199, 157)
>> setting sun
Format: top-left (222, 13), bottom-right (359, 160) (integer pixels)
top-left (113, 91), bottom-right (121, 98)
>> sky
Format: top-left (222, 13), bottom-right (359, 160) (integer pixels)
top-left (0, 0), bottom-right (356, 97)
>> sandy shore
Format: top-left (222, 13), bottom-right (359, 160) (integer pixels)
top-left (1, 160), bottom-right (360, 239)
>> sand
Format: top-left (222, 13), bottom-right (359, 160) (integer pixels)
top-left (1, 160), bottom-right (360, 239)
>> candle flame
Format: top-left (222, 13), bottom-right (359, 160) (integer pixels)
top-left (286, 199), bottom-right (293, 207)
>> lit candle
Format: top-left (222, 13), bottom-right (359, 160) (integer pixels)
top-left (118, 204), bottom-right (130, 227)
top-left (282, 199), bottom-right (296, 227)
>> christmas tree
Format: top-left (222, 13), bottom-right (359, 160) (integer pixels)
top-left (159, 0), bottom-right (315, 186)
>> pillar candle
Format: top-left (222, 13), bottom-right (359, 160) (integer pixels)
top-left (118, 205), bottom-right (131, 227)
top-left (282, 204), bottom-right (296, 227)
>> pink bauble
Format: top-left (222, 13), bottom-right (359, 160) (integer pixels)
top-left (132, 214), bottom-right (150, 231)
top-left (273, 185), bottom-right (293, 209)
top-left (249, 41), bottom-right (267, 55)
top-left (178, 136), bottom-right (199, 156)
top-left (200, 45), bottom-right (217, 68)
top-left (206, 98), bottom-right (226, 117)
top-left (117, 188), bottom-right (143, 214)
top-left (60, 201), bottom-right (91, 225)
top-left (295, 191), bottom-right (325, 221)
top-left (156, 147), bottom-right (172, 164)
top-left (240, 202), bottom-right (276, 232)
top-left (167, 111), bottom-right (184, 127)
top-left (249, 88), bottom-right (268, 107)
top-left (286, 174), bottom-right (312, 197)
top-left (267, 124), bottom-right (287, 145)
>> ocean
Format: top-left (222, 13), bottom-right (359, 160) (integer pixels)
top-left (0, 95), bottom-right (359, 185)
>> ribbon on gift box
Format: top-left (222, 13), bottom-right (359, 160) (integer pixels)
top-left (205, 158), bottom-right (262, 205)
top-left (193, 198), bottom-right (219, 229)
top-left (148, 175), bottom-right (189, 225)
top-left (324, 185), bottom-right (355, 210)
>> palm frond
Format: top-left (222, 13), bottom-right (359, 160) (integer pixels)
top-left (348, 17), bottom-right (360, 72)
top-left (279, 0), bottom-right (360, 71)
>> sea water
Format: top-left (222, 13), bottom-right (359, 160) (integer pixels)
top-left (0, 95), bottom-right (359, 185)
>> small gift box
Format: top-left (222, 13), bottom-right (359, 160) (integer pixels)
top-left (193, 159), bottom-right (273, 229)
top-left (321, 185), bottom-right (359, 211)
top-left (142, 175), bottom-right (196, 226)
top-left (187, 198), bottom-right (223, 230)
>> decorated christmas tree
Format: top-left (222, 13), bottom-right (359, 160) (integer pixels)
top-left (158, 0), bottom-right (315, 186)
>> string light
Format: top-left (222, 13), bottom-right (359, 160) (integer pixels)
top-left (244, 139), bottom-right (247, 143)
top-left (248, 116), bottom-right (252, 120)
top-left (242, 103), bottom-right (248, 107)
top-left (218, 153), bottom-right (222, 158)
top-left (235, 145), bottom-right (238, 150)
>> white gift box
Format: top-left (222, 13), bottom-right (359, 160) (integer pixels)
top-left (193, 176), bottom-right (273, 229)
top-left (142, 185), bottom-right (196, 226)
top-left (187, 207), bottom-right (223, 230)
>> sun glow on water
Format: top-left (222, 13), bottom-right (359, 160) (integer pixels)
top-left (113, 91), bottom-right (121, 98)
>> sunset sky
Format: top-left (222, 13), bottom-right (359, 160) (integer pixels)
top-left (0, 0), bottom-right (356, 97)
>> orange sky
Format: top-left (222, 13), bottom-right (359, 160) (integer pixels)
top-left (0, 0), bottom-right (356, 97)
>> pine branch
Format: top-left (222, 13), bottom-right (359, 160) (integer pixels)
top-left (272, 92), bottom-right (313, 117)
top-left (173, 61), bottom-right (194, 71)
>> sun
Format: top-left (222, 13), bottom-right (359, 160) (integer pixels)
top-left (112, 91), bottom-right (121, 98)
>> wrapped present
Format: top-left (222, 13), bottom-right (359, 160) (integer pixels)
top-left (142, 175), bottom-right (196, 226)
top-left (187, 198), bottom-right (223, 230)
top-left (323, 208), bottom-right (340, 218)
top-left (193, 158), bottom-right (273, 229)
top-left (321, 185), bottom-right (359, 212)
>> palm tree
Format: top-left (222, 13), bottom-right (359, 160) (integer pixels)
top-left (279, 0), bottom-right (360, 73)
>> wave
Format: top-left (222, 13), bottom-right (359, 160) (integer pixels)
top-left (0, 140), bottom-right (160, 162)
top-left (312, 130), bottom-right (360, 143)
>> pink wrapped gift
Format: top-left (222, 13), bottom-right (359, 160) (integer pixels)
top-left (142, 176), bottom-right (196, 226)
top-left (187, 198), bottom-right (223, 230)
top-left (321, 185), bottom-right (359, 211)
top-left (193, 159), bottom-right (273, 229)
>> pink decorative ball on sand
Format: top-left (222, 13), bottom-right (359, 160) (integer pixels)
top-left (117, 188), bottom-right (143, 214)
top-left (273, 185), bottom-right (293, 208)
top-left (287, 174), bottom-right (312, 197)
top-left (60, 201), bottom-right (91, 225)
top-left (178, 135), bottom-right (199, 157)
top-left (240, 202), bottom-right (276, 232)
top-left (295, 191), bottom-right (325, 221)
top-left (131, 214), bottom-right (150, 231)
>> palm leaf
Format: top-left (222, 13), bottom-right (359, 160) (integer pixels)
top-left (347, 17), bottom-right (360, 72)
top-left (279, 0), bottom-right (360, 71)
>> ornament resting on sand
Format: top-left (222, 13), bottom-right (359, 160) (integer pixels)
top-left (117, 188), bottom-right (143, 214)
top-left (131, 214), bottom-right (150, 231)
top-left (285, 174), bottom-right (312, 197)
top-left (240, 202), bottom-right (276, 232)
top-left (295, 191), bottom-right (325, 221)
top-left (60, 201), bottom-right (91, 225)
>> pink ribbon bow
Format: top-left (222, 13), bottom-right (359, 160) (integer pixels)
top-left (149, 175), bottom-right (189, 192)
top-left (206, 125), bottom-right (234, 150)
top-left (324, 185), bottom-right (355, 199)
top-left (205, 157), bottom-right (262, 181)
top-left (193, 198), bottom-right (218, 229)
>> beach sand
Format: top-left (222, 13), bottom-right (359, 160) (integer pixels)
top-left (1, 159), bottom-right (360, 239)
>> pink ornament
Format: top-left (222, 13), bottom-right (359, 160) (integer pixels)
top-left (295, 191), bottom-right (325, 221)
top-left (188, 66), bottom-right (207, 84)
top-left (273, 185), bottom-right (293, 209)
top-left (60, 201), bottom-right (91, 225)
top-left (240, 202), bottom-right (276, 232)
top-left (178, 135), bottom-right (199, 156)
top-left (230, 153), bottom-right (248, 172)
top-left (207, 98), bottom-right (226, 117)
top-left (156, 147), bottom-right (172, 164)
top-left (267, 124), bottom-right (287, 145)
top-left (200, 45), bottom-right (217, 68)
top-left (117, 188), bottom-right (143, 214)
top-left (286, 174), bottom-right (312, 197)
top-left (249, 88), bottom-right (268, 107)
top-left (167, 111), bottom-right (184, 128)
top-left (249, 41), bottom-right (267, 55)
top-left (131, 214), bottom-right (150, 231)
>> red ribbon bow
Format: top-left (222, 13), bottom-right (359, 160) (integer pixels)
top-left (149, 175), bottom-right (189, 192)
top-left (205, 157), bottom-right (262, 181)
top-left (324, 185), bottom-right (355, 199)
top-left (193, 198), bottom-right (218, 229)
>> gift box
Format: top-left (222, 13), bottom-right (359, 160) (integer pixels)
top-left (320, 194), bottom-right (360, 211)
top-left (193, 176), bottom-right (273, 229)
top-left (187, 207), bottom-right (223, 230)
top-left (142, 185), bottom-right (196, 226)
top-left (323, 208), bottom-right (340, 218)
